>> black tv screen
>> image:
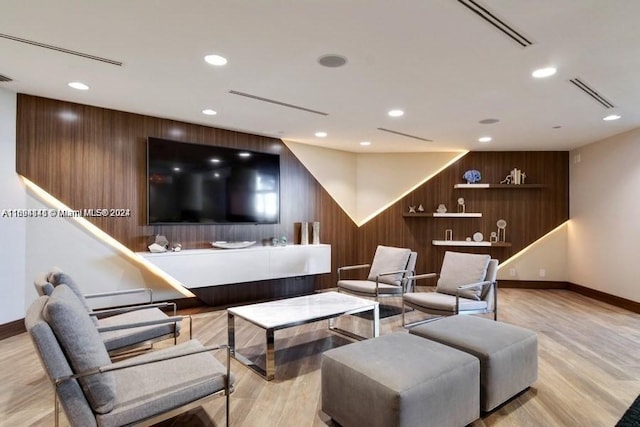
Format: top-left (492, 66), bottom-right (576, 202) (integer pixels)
top-left (147, 137), bottom-right (280, 224)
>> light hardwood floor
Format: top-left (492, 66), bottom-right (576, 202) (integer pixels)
top-left (1, 288), bottom-right (639, 426)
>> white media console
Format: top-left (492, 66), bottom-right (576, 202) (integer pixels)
top-left (139, 244), bottom-right (331, 288)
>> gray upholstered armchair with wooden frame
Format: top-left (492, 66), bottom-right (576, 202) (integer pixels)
top-left (337, 245), bottom-right (417, 301)
top-left (402, 251), bottom-right (498, 327)
top-left (25, 285), bottom-right (234, 427)
top-left (34, 269), bottom-right (189, 356)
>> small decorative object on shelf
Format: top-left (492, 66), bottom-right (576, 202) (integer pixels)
top-left (465, 237), bottom-right (472, 242)
top-left (500, 168), bottom-right (527, 185)
top-left (272, 237), bottom-right (279, 247)
top-left (172, 243), bottom-right (182, 252)
top-left (436, 204), bottom-right (447, 213)
top-left (417, 204), bottom-right (425, 212)
top-left (497, 219), bottom-right (507, 242)
top-left (463, 169), bottom-right (481, 184)
top-left (280, 236), bottom-right (287, 246)
top-left (457, 197), bottom-right (465, 213)
top-left (312, 221), bottom-right (321, 245)
top-left (473, 232), bottom-right (483, 242)
top-left (148, 234), bottom-right (169, 253)
top-left (300, 222), bottom-right (309, 245)
top-left (490, 231), bottom-right (498, 243)
top-left (408, 205), bottom-right (417, 213)
top-left (445, 229), bottom-right (453, 241)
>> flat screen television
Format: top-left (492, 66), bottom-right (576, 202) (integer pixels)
top-left (147, 137), bottom-right (280, 224)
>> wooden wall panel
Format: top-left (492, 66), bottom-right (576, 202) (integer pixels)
top-left (16, 94), bottom-right (568, 306)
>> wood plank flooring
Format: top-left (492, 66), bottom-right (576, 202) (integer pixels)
top-left (1, 288), bottom-right (639, 426)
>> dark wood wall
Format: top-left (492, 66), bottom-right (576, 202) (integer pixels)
top-left (16, 94), bottom-right (569, 306)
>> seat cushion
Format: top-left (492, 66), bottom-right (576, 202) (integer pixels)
top-left (403, 291), bottom-right (487, 313)
top-left (44, 284), bottom-right (116, 414)
top-left (97, 340), bottom-right (232, 427)
top-left (367, 246), bottom-right (411, 286)
top-left (436, 252), bottom-right (491, 300)
top-left (337, 279), bottom-right (403, 296)
top-left (98, 308), bottom-right (180, 352)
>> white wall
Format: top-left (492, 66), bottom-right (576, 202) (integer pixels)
top-left (569, 128), bottom-right (640, 302)
top-left (0, 89), bottom-right (26, 324)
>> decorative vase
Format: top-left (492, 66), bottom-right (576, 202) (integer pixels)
top-left (312, 222), bottom-right (320, 245)
top-left (300, 222), bottom-right (309, 245)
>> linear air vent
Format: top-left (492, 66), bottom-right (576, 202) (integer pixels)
top-left (0, 33), bottom-right (122, 66)
top-left (569, 78), bottom-right (615, 109)
top-left (0, 73), bottom-right (12, 82)
top-left (229, 90), bottom-right (328, 116)
top-left (377, 128), bottom-right (433, 142)
top-left (457, 0), bottom-right (533, 47)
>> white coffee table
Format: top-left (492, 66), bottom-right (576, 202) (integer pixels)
top-left (227, 291), bottom-right (379, 380)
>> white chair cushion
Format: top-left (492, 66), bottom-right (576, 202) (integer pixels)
top-left (367, 246), bottom-right (411, 286)
top-left (436, 252), bottom-right (491, 300)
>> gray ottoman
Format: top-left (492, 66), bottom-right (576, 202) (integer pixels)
top-left (321, 333), bottom-right (479, 427)
top-left (410, 315), bottom-right (537, 411)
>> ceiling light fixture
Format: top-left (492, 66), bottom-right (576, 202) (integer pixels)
top-left (315, 131), bottom-right (327, 138)
top-left (210, 158), bottom-right (221, 163)
top-left (532, 67), bottom-right (556, 78)
top-left (68, 81), bottom-right (89, 90)
top-left (603, 114), bottom-right (621, 121)
top-left (479, 118), bottom-right (500, 124)
top-left (239, 152), bottom-right (251, 158)
top-left (204, 54), bottom-right (228, 66)
top-left (388, 109), bottom-right (404, 117)
top-left (202, 109), bottom-right (217, 115)
top-left (360, 141), bottom-right (371, 146)
top-left (478, 136), bottom-right (492, 143)
top-left (318, 54), bottom-right (348, 68)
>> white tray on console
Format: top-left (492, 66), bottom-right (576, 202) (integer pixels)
top-left (210, 241), bottom-right (256, 249)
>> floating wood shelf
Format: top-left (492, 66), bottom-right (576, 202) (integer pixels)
top-left (432, 240), bottom-right (512, 247)
top-left (403, 212), bottom-right (482, 218)
top-left (453, 183), bottom-right (546, 189)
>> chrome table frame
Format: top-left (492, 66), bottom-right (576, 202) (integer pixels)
top-left (227, 292), bottom-right (379, 380)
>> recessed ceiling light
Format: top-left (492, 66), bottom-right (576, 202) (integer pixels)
top-left (173, 167), bottom-right (181, 172)
top-left (478, 136), bottom-right (492, 143)
top-left (239, 152), bottom-right (251, 158)
top-left (318, 54), bottom-right (348, 68)
top-left (360, 141), bottom-right (371, 146)
top-left (532, 67), bottom-right (557, 78)
top-left (603, 114), bottom-right (621, 121)
top-left (68, 81), bottom-right (89, 90)
top-left (553, 125), bottom-right (562, 129)
top-left (204, 54), bottom-right (228, 66)
top-left (210, 158), bottom-right (221, 163)
top-left (388, 109), bottom-right (404, 117)
top-left (479, 118), bottom-right (500, 124)
top-left (202, 109), bottom-right (217, 115)
top-left (315, 131), bottom-right (327, 138)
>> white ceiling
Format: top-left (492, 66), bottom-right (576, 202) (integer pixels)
top-left (1, 0), bottom-right (639, 153)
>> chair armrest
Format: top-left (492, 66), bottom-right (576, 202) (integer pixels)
top-left (337, 264), bottom-right (371, 280)
top-left (85, 288), bottom-right (153, 303)
top-left (91, 302), bottom-right (177, 317)
top-left (402, 272), bottom-right (437, 293)
top-left (375, 269), bottom-right (415, 291)
top-left (456, 280), bottom-right (492, 291)
top-left (55, 343), bottom-right (230, 385)
top-left (96, 315), bottom-right (185, 333)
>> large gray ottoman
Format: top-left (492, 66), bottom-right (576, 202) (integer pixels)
top-left (409, 315), bottom-right (537, 411)
top-left (321, 332), bottom-right (479, 427)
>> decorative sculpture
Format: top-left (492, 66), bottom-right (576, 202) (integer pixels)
top-left (408, 206), bottom-right (417, 213)
top-left (457, 197), bottom-right (465, 213)
top-left (445, 229), bottom-right (453, 241)
top-left (501, 168), bottom-right (527, 185)
top-left (436, 204), bottom-right (447, 213)
top-left (497, 219), bottom-right (507, 242)
top-left (417, 204), bottom-right (425, 212)
top-left (463, 169), bottom-right (481, 184)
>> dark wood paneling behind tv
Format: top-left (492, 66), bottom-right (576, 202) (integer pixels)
top-left (16, 94), bottom-right (569, 306)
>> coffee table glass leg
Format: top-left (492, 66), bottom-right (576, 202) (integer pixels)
top-left (228, 313), bottom-right (235, 357)
top-left (265, 328), bottom-right (275, 380)
top-left (373, 304), bottom-right (380, 337)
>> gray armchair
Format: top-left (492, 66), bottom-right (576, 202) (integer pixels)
top-left (34, 269), bottom-right (187, 356)
top-left (402, 251), bottom-right (498, 326)
top-left (25, 284), bottom-right (233, 427)
top-left (337, 245), bottom-right (417, 301)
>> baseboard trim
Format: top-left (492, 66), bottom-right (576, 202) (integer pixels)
top-left (0, 318), bottom-right (26, 341)
top-left (499, 280), bottom-right (570, 289)
top-left (568, 283), bottom-right (640, 314)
